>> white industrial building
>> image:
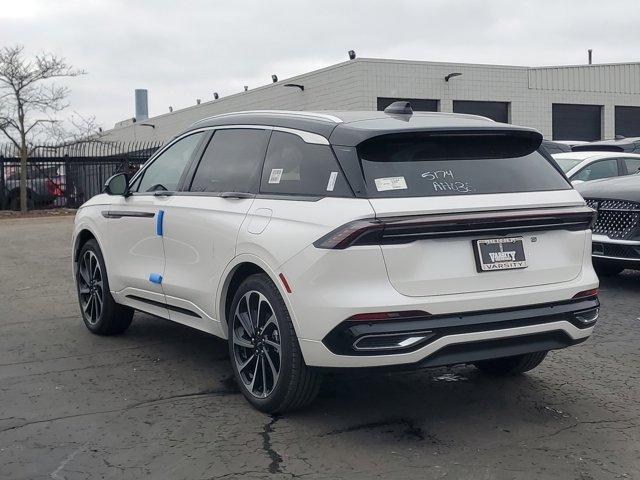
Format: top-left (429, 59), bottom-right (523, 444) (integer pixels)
top-left (104, 57), bottom-right (640, 143)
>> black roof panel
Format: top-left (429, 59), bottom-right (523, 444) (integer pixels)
top-left (186, 110), bottom-right (541, 147)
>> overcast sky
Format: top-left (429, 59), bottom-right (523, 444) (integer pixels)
top-left (1, 0), bottom-right (639, 129)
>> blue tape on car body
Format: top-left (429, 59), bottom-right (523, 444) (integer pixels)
top-left (149, 273), bottom-right (163, 284)
top-left (156, 210), bottom-right (164, 236)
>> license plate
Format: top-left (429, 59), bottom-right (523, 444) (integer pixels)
top-left (474, 237), bottom-right (527, 272)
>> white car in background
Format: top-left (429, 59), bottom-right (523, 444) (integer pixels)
top-left (553, 152), bottom-right (640, 184)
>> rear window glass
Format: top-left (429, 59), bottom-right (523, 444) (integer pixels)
top-left (357, 132), bottom-right (570, 198)
top-left (260, 131), bottom-right (352, 197)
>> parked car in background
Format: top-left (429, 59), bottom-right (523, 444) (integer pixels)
top-left (555, 140), bottom-right (589, 148)
top-left (1, 163), bottom-right (80, 210)
top-left (2, 164), bottom-right (65, 210)
top-left (541, 139), bottom-right (571, 155)
top-left (572, 136), bottom-right (640, 154)
top-left (72, 106), bottom-right (599, 413)
top-left (577, 174), bottom-right (640, 276)
top-left (553, 152), bottom-right (640, 184)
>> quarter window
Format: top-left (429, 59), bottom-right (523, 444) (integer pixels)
top-left (260, 131), bottom-right (351, 197)
top-left (137, 132), bottom-right (205, 192)
top-left (190, 129), bottom-right (270, 193)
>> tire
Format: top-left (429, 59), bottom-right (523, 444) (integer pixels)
top-left (75, 239), bottom-right (133, 335)
top-left (593, 259), bottom-right (624, 277)
top-left (228, 273), bottom-right (322, 413)
top-left (474, 351), bottom-right (548, 376)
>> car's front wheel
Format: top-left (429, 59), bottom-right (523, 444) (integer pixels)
top-left (474, 351), bottom-right (547, 376)
top-left (228, 273), bottom-right (322, 413)
top-left (75, 239), bottom-right (134, 335)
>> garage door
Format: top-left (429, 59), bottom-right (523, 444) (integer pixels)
top-left (552, 104), bottom-right (602, 141)
top-left (452, 101), bottom-right (509, 123)
top-left (615, 106), bottom-right (640, 137)
top-left (377, 97), bottom-right (438, 112)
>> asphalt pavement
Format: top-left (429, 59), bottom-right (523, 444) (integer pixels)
top-left (0, 215), bottom-right (638, 479)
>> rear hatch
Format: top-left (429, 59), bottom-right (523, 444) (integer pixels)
top-left (356, 131), bottom-right (591, 296)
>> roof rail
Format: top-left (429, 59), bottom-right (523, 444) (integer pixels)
top-left (193, 110), bottom-right (343, 126)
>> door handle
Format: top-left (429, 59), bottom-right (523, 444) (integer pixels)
top-left (220, 192), bottom-right (253, 199)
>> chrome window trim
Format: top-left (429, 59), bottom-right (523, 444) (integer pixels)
top-left (272, 127), bottom-right (329, 145)
top-left (129, 125), bottom-right (330, 188)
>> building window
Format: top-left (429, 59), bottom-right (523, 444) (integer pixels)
top-left (453, 100), bottom-right (510, 123)
top-left (615, 106), bottom-right (640, 138)
top-left (552, 104), bottom-right (602, 141)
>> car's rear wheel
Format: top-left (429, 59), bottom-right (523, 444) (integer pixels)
top-left (593, 259), bottom-right (625, 277)
top-left (75, 239), bottom-right (133, 335)
top-left (228, 273), bottom-right (321, 413)
top-left (474, 351), bottom-right (547, 376)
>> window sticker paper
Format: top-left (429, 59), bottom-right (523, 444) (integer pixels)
top-left (374, 176), bottom-right (407, 191)
top-left (326, 171), bottom-right (338, 191)
top-left (268, 168), bottom-right (283, 184)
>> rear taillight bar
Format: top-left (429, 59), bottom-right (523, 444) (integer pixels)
top-left (314, 206), bottom-right (597, 250)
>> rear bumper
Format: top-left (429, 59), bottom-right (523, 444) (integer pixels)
top-left (299, 298), bottom-right (598, 368)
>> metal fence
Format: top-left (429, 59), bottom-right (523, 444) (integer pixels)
top-left (0, 141), bottom-right (164, 210)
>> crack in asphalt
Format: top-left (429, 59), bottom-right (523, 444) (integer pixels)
top-left (0, 342), bottom-right (169, 367)
top-left (320, 418), bottom-right (426, 441)
top-left (259, 415), bottom-right (283, 474)
top-left (1, 387), bottom-right (239, 433)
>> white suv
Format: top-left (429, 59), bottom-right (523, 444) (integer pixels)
top-left (72, 105), bottom-right (600, 413)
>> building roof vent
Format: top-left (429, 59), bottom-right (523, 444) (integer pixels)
top-left (384, 101), bottom-right (413, 116)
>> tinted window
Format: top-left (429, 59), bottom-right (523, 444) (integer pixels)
top-left (623, 157), bottom-right (640, 175)
top-left (555, 157), bottom-right (583, 173)
top-left (357, 132), bottom-right (570, 198)
top-left (260, 131), bottom-right (351, 197)
top-left (190, 129), bottom-right (270, 193)
top-left (572, 159), bottom-right (618, 182)
top-left (137, 132), bottom-right (204, 192)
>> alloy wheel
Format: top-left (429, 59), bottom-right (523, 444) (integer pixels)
top-left (232, 290), bottom-right (282, 398)
top-left (77, 250), bottom-right (104, 325)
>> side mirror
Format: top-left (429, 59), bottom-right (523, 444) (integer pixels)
top-left (571, 179), bottom-right (585, 186)
top-left (104, 173), bottom-right (130, 196)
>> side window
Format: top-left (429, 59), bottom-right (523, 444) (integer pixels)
top-left (572, 159), bottom-right (619, 182)
top-left (260, 131), bottom-right (352, 197)
top-left (136, 132), bottom-right (205, 192)
top-left (190, 129), bottom-right (270, 193)
top-left (623, 157), bottom-right (640, 175)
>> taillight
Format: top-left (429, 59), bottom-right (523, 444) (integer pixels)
top-left (47, 179), bottom-right (64, 197)
top-left (313, 218), bottom-right (383, 249)
top-left (314, 206), bottom-right (596, 250)
top-left (572, 288), bottom-right (598, 299)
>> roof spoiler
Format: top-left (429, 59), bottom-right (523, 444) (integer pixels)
top-left (357, 129), bottom-right (543, 160)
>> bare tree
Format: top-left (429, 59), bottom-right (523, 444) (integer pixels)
top-left (0, 45), bottom-right (86, 212)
